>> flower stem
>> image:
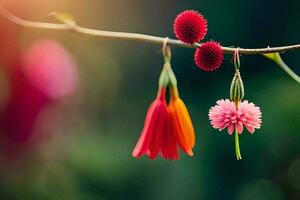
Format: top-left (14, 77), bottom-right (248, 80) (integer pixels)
top-left (235, 129), bottom-right (242, 160)
top-left (276, 54), bottom-right (300, 84)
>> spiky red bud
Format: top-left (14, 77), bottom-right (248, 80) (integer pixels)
top-left (194, 41), bottom-right (223, 72)
top-left (174, 10), bottom-right (208, 44)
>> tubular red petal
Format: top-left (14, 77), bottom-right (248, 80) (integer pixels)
top-left (132, 87), bottom-right (169, 159)
top-left (132, 100), bottom-right (159, 158)
top-left (149, 102), bottom-right (168, 159)
top-left (157, 87), bottom-right (166, 100)
top-left (161, 114), bottom-right (179, 160)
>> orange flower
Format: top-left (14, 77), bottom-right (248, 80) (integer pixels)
top-left (168, 86), bottom-right (195, 156)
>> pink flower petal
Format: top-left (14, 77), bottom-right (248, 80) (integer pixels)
top-left (228, 124), bottom-right (234, 134)
top-left (209, 99), bottom-right (262, 135)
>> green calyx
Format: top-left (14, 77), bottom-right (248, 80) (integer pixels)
top-left (159, 45), bottom-right (178, 88)
top-left (230, 70), bottom-right (244, 103)
top-left (159, 65), bottom-right (169, 88)
top-left (158, 62), bottom-right (178, 88)
top-left (167, 66), bottom-right (177, 87)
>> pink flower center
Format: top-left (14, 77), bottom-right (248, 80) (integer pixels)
top-left (223, 110), bottom-right (245, 125)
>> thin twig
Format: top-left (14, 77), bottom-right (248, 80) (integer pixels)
top-left (1, 5), bottom-right (300, 55)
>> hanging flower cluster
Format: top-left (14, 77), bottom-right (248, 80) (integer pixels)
top-left (209, 51), bottom-right (262, 160)
top-left (132, 44), bottom-right (195, 160)
top-left (133, 10), bottom-right (263, 161)
top-left (172, 10), bottom-right (262, 160)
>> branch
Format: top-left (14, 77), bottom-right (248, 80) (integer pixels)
top-left (1, 5), bottom-right (300, 55)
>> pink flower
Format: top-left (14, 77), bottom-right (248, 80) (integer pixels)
top-left (209, 99), bottom-right (262, 134)
top-left (23, 40), bottom-right (79, 100)
top-left (0, 39), bottom-right (79, 160)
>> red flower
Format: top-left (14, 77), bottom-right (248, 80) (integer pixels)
top-left (174, 10), bottom-right (208, 44)
top-left (194, 41), bottom-right (223, 71)
top-left (132, 88), bottom-right (177, 160)
top-left (160, 114), bottom-right (178, 160)
top-left (132, 56), bottom-right (196, 160)
top-left (132, 69), bottom-right (196, 160)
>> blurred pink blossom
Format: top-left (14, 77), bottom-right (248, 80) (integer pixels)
top-left (23, 40), bottom-right (79, 100)
top-left (0, 37), bottom-right (79, 159)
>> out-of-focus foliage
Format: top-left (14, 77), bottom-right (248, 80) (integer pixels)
top-left (0, 0), bottom-right (299, 199)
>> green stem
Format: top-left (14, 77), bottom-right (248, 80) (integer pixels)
top-left (276, 55), bottom-right (300, 84)
top-left (235, 129), bottom-right (242, 160)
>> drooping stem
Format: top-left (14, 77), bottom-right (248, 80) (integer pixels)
top-left (1, 5), bottom-right (300, 55)
top-left (235, 129), bottom-right (242, 160)
top-left (276, 55), bottom-right (300, 84)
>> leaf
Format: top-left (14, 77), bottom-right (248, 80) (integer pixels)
top-left (50, 12), bottom-right (76, 27)
top-left (263, 52), bottom-right (280, 63)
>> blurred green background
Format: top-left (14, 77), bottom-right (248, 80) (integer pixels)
top-left (0, 0), bottom-right (299, 199)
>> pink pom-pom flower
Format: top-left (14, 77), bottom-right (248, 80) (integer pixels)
top-left (209, 99), bottom-right (262, 135)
